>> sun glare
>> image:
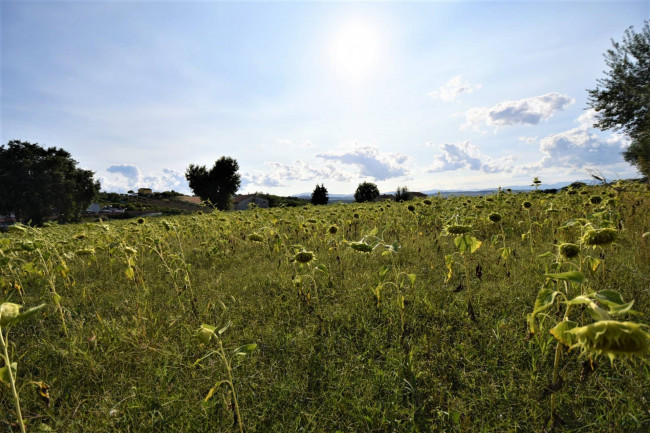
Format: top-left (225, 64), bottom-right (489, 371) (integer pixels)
top-left (328, 19), bottom-right (384, 82)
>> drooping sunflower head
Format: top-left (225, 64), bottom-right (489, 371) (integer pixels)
top-left (559, 243), bottom-right (580, 259)
top-left (582, 228), bottom-right (617, 246)
top-left (488, 213), bottom-right (502, 223)
top-left (569, 320), bottom-right (650, 362)
top-left (294, 250), bottom-right (315, 264)
top-left (446, 225), bottom-right (473, 235)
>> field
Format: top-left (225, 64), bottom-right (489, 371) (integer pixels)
top-left (1, 181), bottom-right (649, 432)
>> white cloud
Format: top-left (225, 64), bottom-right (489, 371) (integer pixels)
top-left (427, 141), bottom-right (514, 173)
top-left (518, 109), bottom-right (630, 172)
top-left (316, 145), bottom-right (410, 180)
top-left (242, 161), bottom-right (353, 188)
top-left (428, 76), bottom-right (482, 102)
top-left (101, 165), bottom-right (189, 193)
top-left (462, 92), bottom-right (575, 131)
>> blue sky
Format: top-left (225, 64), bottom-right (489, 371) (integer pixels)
top-left (2, 1), bottom-right (648, 195)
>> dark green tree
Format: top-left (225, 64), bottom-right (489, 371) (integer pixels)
top-left (185, 156), bottom-right (241, 210)
top-left (395, 186), bottom-right (410, 201)
top-left (0, 140), bottom-right (100, 225)
top-left (354, 181), bottom-right (380, 203)
top-left (311, 184), bottom-right (329, 205)
top-left (587, 21), bottom-right (650, 178)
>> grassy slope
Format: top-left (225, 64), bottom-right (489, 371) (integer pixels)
top-left (1, 182), bottom-right (649, 432)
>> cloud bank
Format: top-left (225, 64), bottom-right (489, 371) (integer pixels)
top-left (242, 161), bottom-right (353, 188)
top-left (428, 141), bottom-right (514, 173)
top-left (534, 109), bottom-right (629, 169)
top-left (316, 146), bottom-right (410, 180)
top-left (462, 92), bottom-right (575, 131)
top-left (101, 165), bottom-right (189, 193)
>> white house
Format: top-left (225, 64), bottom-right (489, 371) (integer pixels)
top-left (86, 203), bottom-right (101, 213)
top-left (233, 195), bottom-right (269, 210)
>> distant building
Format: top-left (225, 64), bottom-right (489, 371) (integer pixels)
top-left (86, 203), bottom-right (101, 213)
top-left (138, 188), bottom-right (153, 196)
top-left (233, 195), bottom-right (269, 210)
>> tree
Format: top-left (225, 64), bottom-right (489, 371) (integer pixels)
top-left (185, 156), bottom-right (241, 210)
top-left (354, 182), bottom-right (379, 203)
top-left (395, 186), bottom-right (410, 201)
top-left (587, 21), bottom-right (650, 178)
top-left (0, 140), bottom-right (100, 225)
top-left (311, 184), bottom-right (329, 205)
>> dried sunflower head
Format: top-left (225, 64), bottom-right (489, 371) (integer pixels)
top-left (569, 320), bottom-right (650, 361)
top-left (559, 243), bottom-right (580, 259)
top-left (446, 225), bottom-right (472, 235)
top-left (582, 228), bottom-right (617, 246)
top-left (294, 250), bottom-right (315, 264)
top-left (488, 213), bottom-right (502, 223)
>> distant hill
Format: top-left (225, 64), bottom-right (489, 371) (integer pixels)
top-left (295, 179), bottom-right (598, 200)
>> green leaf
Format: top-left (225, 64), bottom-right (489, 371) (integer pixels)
top-left (536, 251), bottom-right (554, 259)
top-left (566, 295), bottom-right (593, 305)
top-left (550, 321), bottom-right (578, 346)
top-left (586, 302), bottom-right (610, 321)
top-left (407, 274), bottom-right (416, 286)
top-left (124, 266), bottom-right (135, 281)
top-left (11, 303), bottom-right (46, 326)
top-left (198, 324), bottom-right (216, 345)
top-left (204, 387), bottom-right (218, 403)
top-left (234, 343), bottom-right (257, 356)
top-left (594, 290), bottom-right (624, 306)
top-left (368, 227), bottom-right (378, 237)
top-left (218, 321), bottom-right (232, 336)
top-left (0, 362), bottom-right (17, 384)
top-left (499, 247), bottom-right (512, 260)
top-left (379, 265), bottom-right (390, 280)
top-left (587, 256), bottom-right (601, 272)
top-left (350, 242), bottom-right (373, 253)
top-left (315, 264), bottom-right (328, 275)
top-left (609, 300), bottom-right (637, 316)
top-left (454, 234), bottom-right (481, 254)
top-left (544, 271), bottom-right (585, 284)
top-left (533, 288), bottom-right (560, 315)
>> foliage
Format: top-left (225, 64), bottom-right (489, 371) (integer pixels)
top-left (587, 21), bottom-right (650, 178)
top-left (0, 141), bottom-right (100, 225)
top-left (395, 186), bottom-right (411, 201)
top-left (185, 156), bottom-right (241, 210)
top-left (310, 184), bottom-right (329, 205)
top-left (354, 181), bottom-right (380, 203)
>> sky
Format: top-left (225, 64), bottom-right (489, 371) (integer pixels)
top-left (2, 0), bottom-right (648, 196)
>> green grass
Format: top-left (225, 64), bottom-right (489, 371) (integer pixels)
top-left (1, 181), bottom-right (649, 432)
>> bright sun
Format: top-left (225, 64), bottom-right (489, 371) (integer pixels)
top-left (328, 19), bottom-right (384, 82)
